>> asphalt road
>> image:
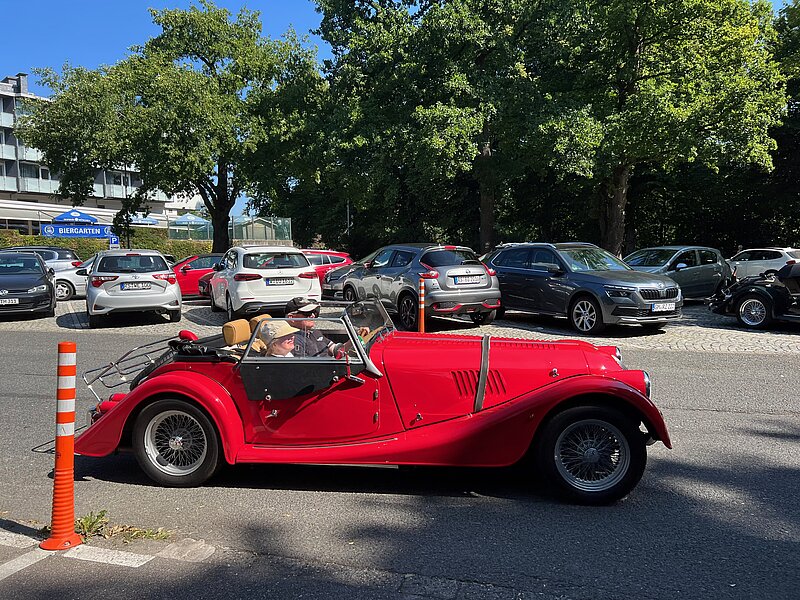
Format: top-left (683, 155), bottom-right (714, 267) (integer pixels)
top-left (0, 315), bottom-right (797, 599)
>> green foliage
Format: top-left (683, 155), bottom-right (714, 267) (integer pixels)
top-left (74, 509), bottom-right (171, 543)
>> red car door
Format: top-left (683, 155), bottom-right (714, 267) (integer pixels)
top-left (174, 255), bottom-right (222, 296)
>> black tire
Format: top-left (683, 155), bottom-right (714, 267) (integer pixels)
top-left (133, 399), bottom-right (221, 487)
top-left (210, 290), bottom-right (222, 312)
top-left (343, 286), bottom-right (357, 303)
top-left (169, 309), bottom-right (182, 323)
top-left (44, 304), bottom-right (56, 318)
top-left (569, 295), bottom-right (606, 334)
top-left (54, 280), bottom-right (74, 301)
top-left (87, 313), bottom-right (102, 329)
top-left (534, 405), bottom-right (647, 505)
top-left (397, 292), bottom-right (419, 331)
top-left (735, 294), bottom-right (772, 329)
top-left (226, 295), bottom-right (237, 322)
top-left (470, 309), bottom-right (496, 326)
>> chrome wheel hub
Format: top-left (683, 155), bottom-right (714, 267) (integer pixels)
top-left (573, 301), bottom-right (596, 332)
top-left (740, 299), bottom-right (766, 326)
top-left (144, 410), bottom-right (207, 476)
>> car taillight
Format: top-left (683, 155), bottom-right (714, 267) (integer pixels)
top-left (71, 261), bottom-right (82, 267)
top-left (234, 273), bottom-right (262, 281)
top-left (483, 264), bottom-right (496, 276)
top-left (419, 262), bottom-right (439, 279)
top-left (153, 273), bottom-right (177, 284)
top-left (787, 260), bottom-right (796, 266)
top-left (298, 271), bottom-right (317, 279)
top-left (90, 276), bottom-right (118, 288)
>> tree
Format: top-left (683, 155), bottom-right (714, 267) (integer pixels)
top-left (18, 1), bottom-right (317, 252)
top-left (525, 0), bottom-right (786, 254)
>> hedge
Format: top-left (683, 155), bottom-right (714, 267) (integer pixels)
top-left (0, 228), bottom-right (212, 261)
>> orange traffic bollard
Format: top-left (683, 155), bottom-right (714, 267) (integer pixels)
top-left (40, 341), bottom-right (82, 551)
top-left (418, 278), bottom-right (425, 333)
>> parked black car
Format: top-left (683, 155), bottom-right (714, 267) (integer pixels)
top-left (708, 263), bottom-right (800, 329)
top-left (0, 251), bottom-right (57, 317)
top-left (484, 242), bottom-right (683, 333)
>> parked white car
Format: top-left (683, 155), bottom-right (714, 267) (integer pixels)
top-left (54, 254), bottom-right (96, 301)
top-left (210, 246), bottom-right (321, 321)
top-left (727, 247), bottom-right (800, 278)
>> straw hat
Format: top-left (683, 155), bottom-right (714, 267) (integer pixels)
top-left (267, 321), bottom-right (300, 342)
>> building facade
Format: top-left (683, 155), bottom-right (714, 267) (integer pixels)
top-left (0, 72), bottom-right (173, 233)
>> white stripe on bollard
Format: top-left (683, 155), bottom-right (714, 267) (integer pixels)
top-left (56, 399), bottom-right (75, 413)
top-left (56, 423), bottom-right (75, 437)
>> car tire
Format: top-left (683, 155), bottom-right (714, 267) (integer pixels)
top-left (169, 309), bottom-right (182, 323)
top-left (55, 280), bottom-right (74, 301)
top-left (569, 295), bottom-right (606, 334)
top-left (534, 405), bottom-right (647, 505)
top-left (470, 309), bottom-right (496, 326)
top-left (87, 314), bottom-right (102, 328)
top-left (397, 292), bottom-right (420, 331)
top-left (735, 294), bottom-right (772, 329)
top-left (343, 286), bottom-right (357, 303)
top-left (226, 295), bottom-right (237, 321)
top-left (44, 304), bottom-right (56, 318)
top-left (210, 293), bottom-right (222, 312)
top-left (133, 399), bottom-right (221, 487)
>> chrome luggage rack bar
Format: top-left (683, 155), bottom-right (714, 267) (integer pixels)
top-left (82, 335), bottom-right (176, 403)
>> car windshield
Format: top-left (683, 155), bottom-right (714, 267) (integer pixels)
top-left (624, 249), bottom-right (676, 267)
top-left (243, 252), bottom-right (309, 269)
top-left (0, 256), bottom-right (43, 274)
top-left (98, 254), bottom-right (168, 273)
top-left (422, 248), bottom-right (479, 267)
top-left (55, 249), bottom-right (79, 260)
top-left (560, 247), bottom-right (631, 271)
top-left (344, 300), bottom-right (395, 353)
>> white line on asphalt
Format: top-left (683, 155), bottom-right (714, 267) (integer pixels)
top-left (0, 530), bottom-right (39, 548)
top-left (0, 548), bottom-right (50, 582)
top-left (64, 545), bottom-right (154, 567)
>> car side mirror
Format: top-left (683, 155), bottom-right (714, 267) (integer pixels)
top-left (75, 269), bottom-right (87, 276)
top-left (212, 263), bottom-right (222, 271)
top-left (673, 262), bottom-right (688, 271)
top-left (364, 261), bottom-right (373, 269)
top-left (181, 265), bottom-right (192, 272)
top-left (48, 268), bottom-right (55, 277)
top-left (546, 264), bottom-right (564, 275)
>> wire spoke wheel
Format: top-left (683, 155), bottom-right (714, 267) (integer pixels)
top-left (554, 418), bottom-right (630, 492)
top-left (144, 410), bottom-right (208, 476)
top-left (739, 298), bottom-right (767, 327)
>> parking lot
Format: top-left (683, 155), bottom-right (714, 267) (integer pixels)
top-left (5, 298), bottom-right (800, 355)
top-left (0, 299), bottom-right (797, 599)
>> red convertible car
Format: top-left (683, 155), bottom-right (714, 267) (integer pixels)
top-left (76, 301), bottom-right (671, 504)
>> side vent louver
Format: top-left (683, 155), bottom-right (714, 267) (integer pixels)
top-left (451, 370), bottom-right (506, 398)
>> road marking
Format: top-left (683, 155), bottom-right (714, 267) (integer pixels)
top-left (64, 545), bottom-right (154, 567)
top-left (156, 538), bottom-right (215, 562)
top-left (0, 549), bottom-right (50, 582)
top-left (0, 530), bottom-right (39, 548)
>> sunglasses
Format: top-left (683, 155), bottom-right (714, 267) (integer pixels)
top-left (291, 310), bottom-right (319, 318)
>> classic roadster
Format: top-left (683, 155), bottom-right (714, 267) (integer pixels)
top-left (76, 301), bottom-right (671, 504)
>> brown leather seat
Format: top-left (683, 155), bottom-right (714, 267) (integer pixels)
top-left (222, 319), bottom-right (267, 356)
top-left (249, 314), bottom-right (272, 333)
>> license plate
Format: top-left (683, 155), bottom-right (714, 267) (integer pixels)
top-left (121, 282), bottom-right (151, 290)
top-left (267, 278), bottom-right (294, 286)
top-left (0, 298), bottom-right (19, 305)
top-left (651, 302), bottom-right (675, 312)
top-left (454, 275), bottom-right (481, 285)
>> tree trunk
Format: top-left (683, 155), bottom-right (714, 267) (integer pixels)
top-left (600, 164), bottom-right (632, 256)
top-left (210, 209), bottom-right (231, 253)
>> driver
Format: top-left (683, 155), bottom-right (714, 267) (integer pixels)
top-left (285, 297), bottom-right (368, 358)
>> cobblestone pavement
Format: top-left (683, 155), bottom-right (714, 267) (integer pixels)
top-left (2, 298), bottom-right (799, 354)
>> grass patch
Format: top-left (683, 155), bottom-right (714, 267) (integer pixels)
top-left (74, 510), bottom-right (171, 543)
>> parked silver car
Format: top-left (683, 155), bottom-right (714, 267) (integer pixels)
top-left (78, 249), bottom-right (181, 328)
top-left (322, 249), bottom-right (380, 300)
top-left (4, 245), bottom-right (81, 272)
top-left (624, 246), bottom-right (731, 299)
top-left (342, 243), bottom-right (501, 329)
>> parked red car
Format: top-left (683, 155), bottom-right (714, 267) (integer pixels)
top-left (76, 301), bottom-right (670, 504)
top-left (301, 249), bottom-right (352, 281)
top-left (197, 271), bottom-right (214, 300)
top-left (172, 254), bottom-right (224, 297)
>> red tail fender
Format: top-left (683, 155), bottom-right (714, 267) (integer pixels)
top-left (74, 372), bottom-right (245, 464)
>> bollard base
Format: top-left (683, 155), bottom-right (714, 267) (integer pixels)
top-left (40, 533), bottom-right (82, 551)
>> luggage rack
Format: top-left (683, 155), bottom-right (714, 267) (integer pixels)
top-left (82, 335), bottom-right (176, 403)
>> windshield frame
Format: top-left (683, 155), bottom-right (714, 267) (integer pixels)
top-left (342, 300), bottom-right (394, 375)
top-left (559, 247), bottom-right (632, 272)
top-left (623, 248), bottom-right (677, 268)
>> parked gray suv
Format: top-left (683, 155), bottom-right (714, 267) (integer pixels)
top-left (342, 243), bottom-right (501, 329)
top-left (484, 242), bottom-right (683, 333)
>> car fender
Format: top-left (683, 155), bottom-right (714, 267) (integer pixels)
top-left (729, 285), bottom-right (781, 316)
top-left (566, 287), bottom-right (603, 312)
top-left (75, 371), bottom-right (245, 464)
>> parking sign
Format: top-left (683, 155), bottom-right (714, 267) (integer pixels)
top-left (109, 235), bottom-right (120, 249)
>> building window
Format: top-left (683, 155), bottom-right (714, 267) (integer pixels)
top-left (20, 163), bottom-right (39, 178)
top-left (106, 172), bottom-right (122, 186)
top-left (40, 168), bottom-right (50, 180)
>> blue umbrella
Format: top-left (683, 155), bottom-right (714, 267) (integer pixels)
top-left (173, 213), bottom-right (209, 225)
top-left (52, 209), bottom-right (98, 224)
top-left (130, 214), bottom-right (159, 225)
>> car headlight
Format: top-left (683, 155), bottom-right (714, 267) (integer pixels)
top-left (28, 284), bottom-right (48, 293)
top-left (604, 285), bottom-right (637, 298)
top-left (643, 371), bottom-right (651, 398)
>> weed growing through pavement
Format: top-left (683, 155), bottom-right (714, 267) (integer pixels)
top-left (74, 510), bottom-right (171, 543)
